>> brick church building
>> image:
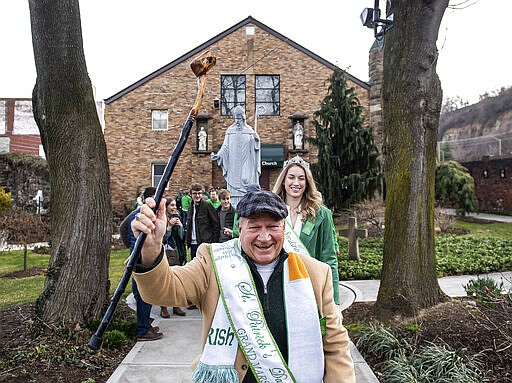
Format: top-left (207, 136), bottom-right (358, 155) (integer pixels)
top-left (103, 16), bottom-right (371, 216)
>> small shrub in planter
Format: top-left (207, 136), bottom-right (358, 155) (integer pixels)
top-left (103, 329), bottom-right (127, 350)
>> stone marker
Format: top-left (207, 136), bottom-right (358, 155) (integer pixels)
top-left (339, 216), bottom-right (368, 261)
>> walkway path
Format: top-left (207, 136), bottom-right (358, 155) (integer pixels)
top-left (107, 271), bottom-right (512, 382)
top-left (109, 294), bottom-right (379, 383)
top-left (341, 271), bottom-right (512, 304)
top-left (105, 212), bottom-right (512, 382)
top-left (441, 209), bottom-right (512, 223)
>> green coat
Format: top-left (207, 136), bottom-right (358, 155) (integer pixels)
top-left (181, 194), bottom-right (192, 211)
top-left (298, 205), bottom-right (340, 305)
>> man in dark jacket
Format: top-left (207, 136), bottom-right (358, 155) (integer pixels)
top-left (217, 188), bottom-right (236, 242)
top-left (186, 183), bottom-right (220, 259)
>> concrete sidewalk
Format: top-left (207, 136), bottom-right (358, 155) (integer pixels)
top-left (108, 298), bottom-right (380, 382)
top-left (341, 270), bottom-right (512, 303)
top-left (109, 297), bottom-right (380, 382)
top-left (441, 209), bottom-right (512, 223)
top-left (107, 271), bottom-right (512, 383)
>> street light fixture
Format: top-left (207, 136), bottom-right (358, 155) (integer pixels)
top-left (360, 0), bottom-right (393, 38)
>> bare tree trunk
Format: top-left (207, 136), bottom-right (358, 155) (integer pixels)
top-left (374, 0), bottom-right (450, 319)
top-left (29, 0), bottom-right (112, 323)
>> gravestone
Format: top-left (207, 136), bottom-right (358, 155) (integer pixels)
top-left (339, 216), bottom-right (368, 261)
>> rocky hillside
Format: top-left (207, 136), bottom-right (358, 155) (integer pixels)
top-left (439, 88), bottom-right (512, 162)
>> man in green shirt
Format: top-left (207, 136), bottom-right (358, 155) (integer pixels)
top-left (180, 189), bottom-right (192, 229)
top-left (207, 188), bottom-right (221, 210)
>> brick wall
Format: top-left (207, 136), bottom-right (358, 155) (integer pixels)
top-left (105, 22), bottom-right (370, 216)
top-left (462, 157), bottom-right (512, 213)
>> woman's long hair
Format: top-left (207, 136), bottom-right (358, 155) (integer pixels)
top-left (272, 158), bottom-right (322, 222)
top-left (165, 198), bottom-right (181, 221)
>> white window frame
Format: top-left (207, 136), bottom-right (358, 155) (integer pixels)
top-left (151, 109), bottom-right (168, 131)
top-left (255, 75), bottom-right (280, 116)
top-left (152, 163), bottom-right (166, 188)
top-left (220, 75), bottom-right (246, 116)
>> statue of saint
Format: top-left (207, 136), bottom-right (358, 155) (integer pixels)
top-left (211, 105), bottom-right (260, 207)
top-left (198, 126), bottom-right (207, 151)
top-left (293, 121), bottom-right (304, 149)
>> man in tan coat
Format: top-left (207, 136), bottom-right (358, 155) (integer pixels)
top-left (132, 190), bottom-right (355, 383)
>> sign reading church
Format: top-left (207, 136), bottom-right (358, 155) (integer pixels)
top-left (261, 144), bottom-right (284, 168)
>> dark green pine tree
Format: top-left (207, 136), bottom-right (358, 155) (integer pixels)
top-left (309, 68), bottom-right (382, 211)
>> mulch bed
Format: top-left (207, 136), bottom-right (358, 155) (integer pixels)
top-left (343, 297), bottom-right (512, 382)
top-left (0, 303), bottom-right (135, 383)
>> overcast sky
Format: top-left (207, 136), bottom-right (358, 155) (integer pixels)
top-left (1, 1), bottom-right (511, 104)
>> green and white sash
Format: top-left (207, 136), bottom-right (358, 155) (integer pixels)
top-left (192, 239), bottom-right (324, 383)
top-left (284, 220), bottom-right (311, 257)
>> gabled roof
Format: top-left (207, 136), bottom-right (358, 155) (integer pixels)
top-left (105, 16), bottom-right (369, 104)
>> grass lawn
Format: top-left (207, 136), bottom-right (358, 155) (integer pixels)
top-left (452, 219), bottom-right (512, 240)
top-left (2, 219), bottom-right (512, 308)
top-left (0, 248), bottom-right (131, 308)
top-left (0, 250), bottom-right (49, 274)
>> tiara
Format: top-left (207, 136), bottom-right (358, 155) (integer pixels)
top-left (283, 155), bottom-right (310, 169)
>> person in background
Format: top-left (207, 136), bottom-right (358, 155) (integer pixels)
top-left (217, 188), bottom-right (236, 242)
top-left (165, 198), bottom-right (187, 266)
top-left (272, 155), bottom-right (341, 305)
top-left (185, 184), bottom-right (220, 310)
top-left (160, 198), bottom-right (187, 318)
top-left (126, 186), bottom-right (163, 341)
top-left (186, 183), bottom-right (220, 260)
top-left (175, 188), bottom-right (184, 218)
top-left (180, 189), bottom-right (192, 230)
top-left (207, 188), bottom-right (221, 210)
top-left (131, 190), bottom-right (356, 382)
top-left (203, 187), bottom-right (210, 200)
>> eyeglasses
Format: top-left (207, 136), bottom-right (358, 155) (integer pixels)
top-left (191, 191), bottom-right (203, 195)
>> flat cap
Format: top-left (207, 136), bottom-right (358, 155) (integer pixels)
top-left (237, 190), bottom-right (288, 219)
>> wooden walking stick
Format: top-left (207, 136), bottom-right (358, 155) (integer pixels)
top-left (88, 50), bottom-right (216, 351)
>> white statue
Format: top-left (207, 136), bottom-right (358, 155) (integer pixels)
top-left (211, 106), bottom-right (261, 207)
top-left (293, 121), bottom-right (304, 149)
top-left (32, 189), bottom-right (44, 214)
top-left (198, 126), bottom-right (207, 151)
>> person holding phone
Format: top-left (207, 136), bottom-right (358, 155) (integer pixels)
top-left (160, 198), bottom-right (187, 318)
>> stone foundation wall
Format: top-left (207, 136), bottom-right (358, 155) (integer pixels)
top-left (0, 153), bottom-right (50, 209)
